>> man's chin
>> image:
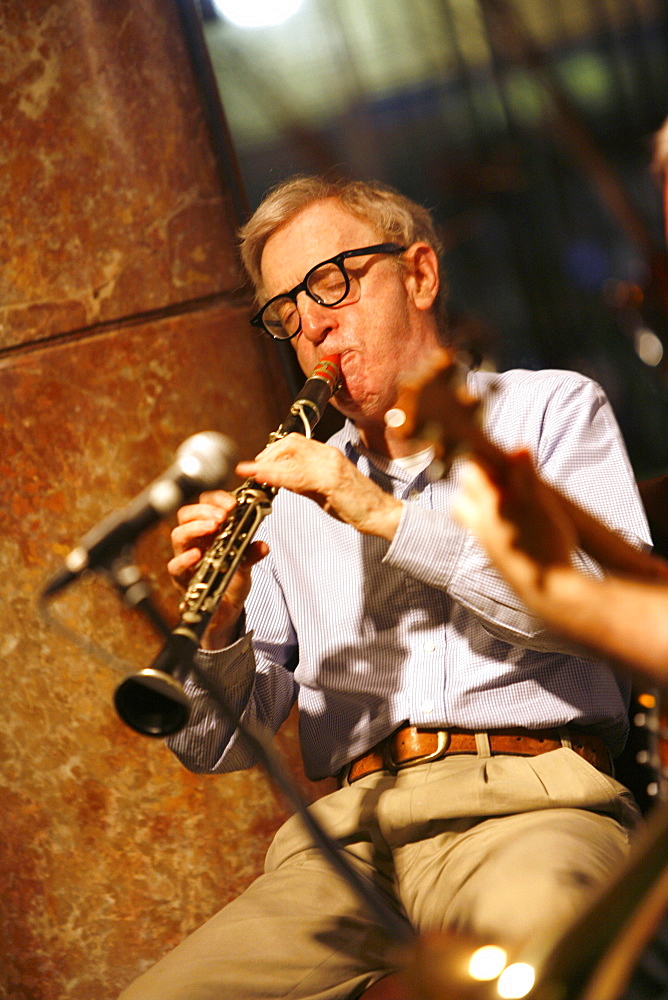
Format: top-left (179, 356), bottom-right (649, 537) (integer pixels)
top-left (334, 394), bottom-right (390, 428)
top-left (331, 394), bottom-right (355, 421)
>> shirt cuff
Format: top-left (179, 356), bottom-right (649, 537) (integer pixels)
top-left (188, 631), bottom-right (256, 698)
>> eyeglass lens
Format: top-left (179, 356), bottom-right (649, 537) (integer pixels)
top-left (262, 260), bottom-right (350, 339)
top-left (255, 244), bottom-right (406, 340)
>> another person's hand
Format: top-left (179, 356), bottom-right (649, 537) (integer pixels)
top-left (453, 451), bottom-right (577, 599)
top-left (455, 452), bottom-right (668, 678)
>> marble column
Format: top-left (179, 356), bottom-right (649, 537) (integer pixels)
top-left (0, 3), bottom-right (329, 997)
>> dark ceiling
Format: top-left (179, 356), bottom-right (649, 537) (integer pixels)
top-left (199, 0), bottom-right (668, 476)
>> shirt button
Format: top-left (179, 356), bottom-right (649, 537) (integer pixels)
top-left (423, 642), bottom-right (436, 652)
top-left (409, 489), bottom-right (420, 500)
top-left (421, 699), bottom-right (435, 714)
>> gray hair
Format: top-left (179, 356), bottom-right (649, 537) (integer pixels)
top-left (238, 175), bottom-right (447, 332)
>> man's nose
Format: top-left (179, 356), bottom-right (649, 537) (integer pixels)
top-left (298, 294), bottom-right (335, 344)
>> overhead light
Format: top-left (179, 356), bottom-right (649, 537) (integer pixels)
top-left (212, 0), bottom-right (305, 28)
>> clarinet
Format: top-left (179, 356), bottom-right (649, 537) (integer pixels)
top-left (114, 355), bottom-right (341, 737)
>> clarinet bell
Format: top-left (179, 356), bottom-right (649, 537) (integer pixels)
top-left (114, 668), bottom-right (191, 736)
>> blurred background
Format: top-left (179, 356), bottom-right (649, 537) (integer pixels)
top-left (201, 0), bottom-right (668, 476)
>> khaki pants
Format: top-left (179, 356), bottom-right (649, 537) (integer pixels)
top-left (119, 748), bottom-right (640, 1000)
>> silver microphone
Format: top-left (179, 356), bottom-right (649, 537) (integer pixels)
top-left (42, 431), bottom-right (237, 598)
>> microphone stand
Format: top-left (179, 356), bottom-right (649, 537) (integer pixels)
top-left (37, 546), bottom-right (173, 679)
top-left (101, 548), bottom-right (172, 639)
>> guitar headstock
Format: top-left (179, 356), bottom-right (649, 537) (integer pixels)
top-left (385, 347), bottom-right (489, 479)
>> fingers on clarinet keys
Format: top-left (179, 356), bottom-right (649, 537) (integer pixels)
top-left (118, 359), bottom-right (340, 741)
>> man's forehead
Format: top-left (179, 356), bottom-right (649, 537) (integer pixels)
top-left (278, 198), bottom-right (381, 246)
top-left (260, 200), bottom-right (382, 285)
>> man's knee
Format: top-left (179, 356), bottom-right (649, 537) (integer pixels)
top-left (446, 809), bottom-right (631, 946)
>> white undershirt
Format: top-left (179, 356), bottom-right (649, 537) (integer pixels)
top-left (392, 446), bottom-right (434, 474)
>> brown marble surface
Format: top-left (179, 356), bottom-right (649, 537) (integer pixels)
top-left (0, 305), bottom-right (333, 1000)
top-left (0, 0), bottom-right (243, 350)
top-left (0, 2), bottom-right (333, 997)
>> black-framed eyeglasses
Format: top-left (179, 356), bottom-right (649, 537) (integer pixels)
top-left (250, 242), bottom-right (407, 341)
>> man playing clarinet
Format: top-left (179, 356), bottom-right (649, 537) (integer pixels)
top-left (120, 175), bottom-right (650, 1000)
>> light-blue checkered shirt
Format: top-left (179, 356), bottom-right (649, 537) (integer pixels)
top-left (169, 367), bottom-right (651, 780)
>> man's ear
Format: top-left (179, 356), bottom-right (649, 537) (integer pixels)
top-left (403, 242), bottom-right (440, 311)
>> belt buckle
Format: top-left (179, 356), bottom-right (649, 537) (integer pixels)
top-left (388, 729), bottom-right (451, 771)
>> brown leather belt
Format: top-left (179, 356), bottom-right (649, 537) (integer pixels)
top-left (340, 724), bottom-right (613, 785)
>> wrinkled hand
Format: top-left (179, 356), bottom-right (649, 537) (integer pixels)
top-left (236, 434), bottom-right (403, 540)
top-left (453, 451), bottom-right (577, 597)
top-left (169, 489), bottom-right (269, 649)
